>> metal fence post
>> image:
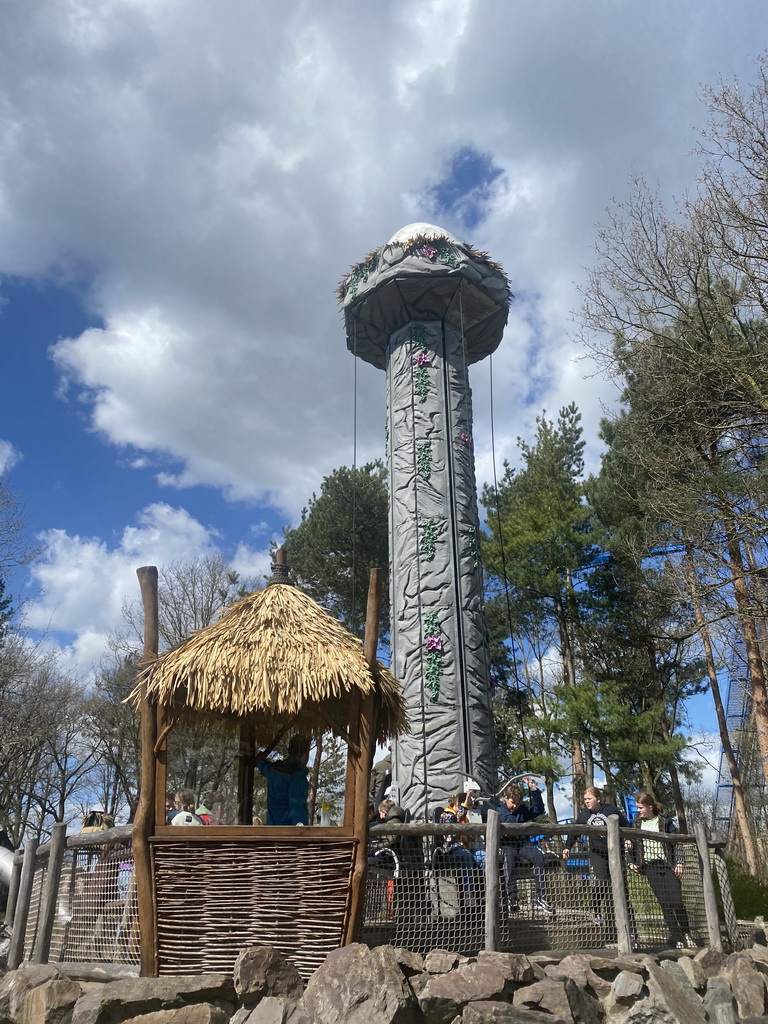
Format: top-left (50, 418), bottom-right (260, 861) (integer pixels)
top-left (32, 824), bottom-right (67, 964)
top-left (484, 810), bottom-right (500, 952)
top-left (606, 816), bottom-right (632, 955)
top-left (7, 837), bottom-right (39, 970)
top-left (694, 823), bottom-right (722, 950)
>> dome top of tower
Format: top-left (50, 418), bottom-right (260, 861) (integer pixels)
top-left (340, 226), bottom-right (511, 370)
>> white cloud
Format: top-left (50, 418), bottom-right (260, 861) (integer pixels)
top-left (0, 440), bottom-right (21, 473)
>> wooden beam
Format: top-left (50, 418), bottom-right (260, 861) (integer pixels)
top-left (32, 823), bottom-right (67, 964)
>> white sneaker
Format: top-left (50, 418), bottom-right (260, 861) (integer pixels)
top-left (536, 896), bottom-right (555, 915)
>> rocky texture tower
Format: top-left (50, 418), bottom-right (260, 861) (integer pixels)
top-left (340, 223), bottom-right (510, 819)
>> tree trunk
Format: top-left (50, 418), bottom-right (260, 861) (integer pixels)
top-left (684, 545), bottom-right (759, 875)
top-left (308, 730), bottom-right (323, 825)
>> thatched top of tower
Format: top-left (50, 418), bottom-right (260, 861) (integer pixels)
top-left (339, 223), bottom-right (511, 370)
top-left (129, 583), bottom-right (407, 744)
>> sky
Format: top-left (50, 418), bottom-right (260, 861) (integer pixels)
top-left (1, 1), bottom-right (766, 752)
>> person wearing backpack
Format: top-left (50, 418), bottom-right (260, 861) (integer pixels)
top-left (168, 789), bottom-right (204, 826)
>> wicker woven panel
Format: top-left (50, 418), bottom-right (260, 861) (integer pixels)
top-left (154, 840), bottom-right (355, 978)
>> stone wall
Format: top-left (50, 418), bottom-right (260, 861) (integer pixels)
top-left (1, 939), bottom-right (768, 1024)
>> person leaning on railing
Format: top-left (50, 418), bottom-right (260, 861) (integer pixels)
top-left (562, 785), bottom-right (628, 930)
top-left (625, 792), bottom-right (695, 949)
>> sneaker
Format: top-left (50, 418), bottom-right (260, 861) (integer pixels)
top-left (507, 903), bottom-right (520, 915)
top-left (684, 933), bottom-right (696, 949)
top-left (535, 896), bottom-right (555, 915)
top-left (592, 912), bottom-right (602, 925)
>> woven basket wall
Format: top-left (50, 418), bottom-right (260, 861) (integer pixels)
top-left (153, 839), bottom-right (356, 978)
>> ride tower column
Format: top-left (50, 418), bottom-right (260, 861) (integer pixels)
top-left (340, 223), bottom-right (510, 820)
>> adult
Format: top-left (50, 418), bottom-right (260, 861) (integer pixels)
top-left (498, 778), bottom-right (554, 915)
top-left (563, 785), bottom-right (629, 928)
top-left (169, 789), bottom-right (203, 826)
top-left (256, 734), bottom-right (311, 826)
top-left (626, 793), bottom-right (693, 948)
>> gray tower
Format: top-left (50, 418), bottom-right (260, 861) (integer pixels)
top-left (341, 223), bottom-right (510, 819)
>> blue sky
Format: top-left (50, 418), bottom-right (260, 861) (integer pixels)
top-left (1, 0), bottom-right (766, 751)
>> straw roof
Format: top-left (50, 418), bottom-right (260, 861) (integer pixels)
top-left (129, 583), bottom-right (406, 743)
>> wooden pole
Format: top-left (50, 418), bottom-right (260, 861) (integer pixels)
top-left (606, 815), bottom-right (633, 955)
top-left (484, 809), bottom-right (500, 952)
top-left (344, 568), bottom-right (382, 943)
top-left (237, 722), bottom-right (256, 825)
top-left (134, 565), bottom-right (160, 976)
top-left (4, 853), bottom-right (22, 927)
top-left (694, 823), bottom-right (722, 950)
top-left (32, 823), bottom-right (67, 964)
top-left (8, 837), bottom-right (39, 969)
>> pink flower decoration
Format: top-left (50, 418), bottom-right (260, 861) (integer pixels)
top-left (425, 635), bottom-right (443, 652)
top-left (460, 432), bottom-right (473, 448)
top-left (421, 245), bottom-right (438, 261)
top-left (414, 351), bottom-right (431, 367)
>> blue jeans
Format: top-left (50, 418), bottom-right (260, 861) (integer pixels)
top-left (502, 843), bottom-right (545, 901)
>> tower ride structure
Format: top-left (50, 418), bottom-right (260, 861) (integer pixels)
top-left (340, 223), bottom-right (510, 819)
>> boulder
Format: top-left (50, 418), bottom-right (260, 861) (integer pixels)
top-left (474, 954), bottom-right (535, 985)
top-left (692, 948), bottom-right (727, 978)
top-left (230, 996), bottom-right (312, 1024)
top-left (0, 964), bottom-right (64, 1023)
top-left (644, 963), bottom-right (707, 1024)
top-left (418, 959), bottom-right (520, 1024)
top-left (702, 977), bottom-right (737, 1024)
top-left (512, 977), bottom-right (603, 1024)
top-left (301, 944), bottom-right (418, 1024)
top-left (70, 975), bottom-right (235, 1024)
top-left (730, 957), bottom-right (767, 1019)
top-left (21, 977), bottom-right (82, 1024)
top-left (233, 947), bottom-right (304, 1007)
top-left (424, 952), bottom-right (461, 974)
top-left (674, 956), bottom-right (705, 992)
top-left (657, 961), bottom-right (702, 1004)
top-left (392, 949), bottom-right (424, 977)
top-left (544, 954), bottom-right (611, 999)
top-left (121, 1007), bottom-right (230, 1024)
top-left (748, 944), bottom-right (768, 975)
top-left (604, 970), bottom-right (644, 1014)
top-left (460, 1001), bottom-right (567, 1024)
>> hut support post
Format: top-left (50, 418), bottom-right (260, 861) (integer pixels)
top-left (484, 810), bottom-right (500, 951)
top-left (237, 723), bottom-right (256, 825)
top-left (607, 816), bottom-right (633, 956)
top-left (344, 568), bottom-right (382, 943)
top-left (694, 823), bottom-right (722, 951)
top-left (8, 837), bottom-right (39, 970)
top-left (32, 822), bottom-right (67, 964)
top-left (134, 565), bottom-right (159, 976)
top-left (4, 853), bottom-right (22, 928)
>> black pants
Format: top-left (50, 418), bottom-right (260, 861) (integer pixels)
top-left (643, 860), bottom-right (690, 943)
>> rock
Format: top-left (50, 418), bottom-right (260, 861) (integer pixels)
top-left (606, 970), bottom-right (644, 1011)
top-left (657, 961), bottom-right (702, 1003)
top-left (0, 965), bottom-right (65, 1023)
top-left (230, 996), bottom-right (312, 1024)
top-left (121, 1007), bottom-right (230, 1024)
top-left (70, 975), bottom-right (235, 1024)
top-left (408, 974), bottom-right (430, 999)
top-left (474, 953), bottom-right (535, 985)
top-left (419, 959), bottom-right (522, 1024)
top-left (702, 978), bottom-right (737, 1024)
top-left (644, 963), bottom-right (707, 1024)
top-left (674, 955), bottom-right (705, 992)
top-left (301, 944), bottom-right (418, 1024)
top-left (424, 951), bottom-right (460, 974)
top-left (748, 944), bottom-right (768, 975)
top-left (544, 954), bottom-right (611, 999)
top-left (21, 977), bottom-right (82, 1024)
top-left (730, 957), bottom-right (767, 1018)
top-left (460, 1002), bottom-right (567, 1024)
top-left (693, 948), bottom-right (727, 978)
top-left (392, 948), bottom-right (424, 977)
top-left (624, 995), bottom-right (679, 1024)
top-left (512, 977), bottom-right (603, 1024)
top-left (233, 947), bottom-right (304, 1007)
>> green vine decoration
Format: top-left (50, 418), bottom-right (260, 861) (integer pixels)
top-left (348, 249), bottom-right (381, 299)
top-left (412, 323), bottom-right (431, 404)
top-left (423, 611), bottom-right (444, 702)
top-left (384, 419), bottom-right (389, 460)
top-left (467, 524), bottom-right (479, 569)
top-left (416, 441), bottom-right (433, 481)
top-left (421, 518), bottom-right (437, 562)
top-left (435, 240), bottom-right (460, 268)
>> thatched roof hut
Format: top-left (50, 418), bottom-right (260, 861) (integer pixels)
top-left (130, 581), bottom-right (406, 742)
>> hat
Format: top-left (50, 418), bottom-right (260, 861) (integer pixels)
top-left (464, 778), bottom-right (481, 794)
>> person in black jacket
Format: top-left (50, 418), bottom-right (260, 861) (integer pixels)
top-left (562, 785), bottom-right (629, 928)
top-left (626, 793), bottom-right (693, 948)
top-left (498, 778), bottom-right (554, 915)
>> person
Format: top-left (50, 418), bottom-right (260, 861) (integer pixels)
top-left (370, 748), bottom-right (392, 811)
top-left (498, 778), bottom-right (554, 915)
top-left (626, 793), bottom-right (693, 948)
top-left (460, 781), bottom-right (486, 869)
top-left (256, 734), bottom-right (311, 826)
top-left (562, 785), bottom-right (629, 928)
top-left (169, 789), bottom-right (204, 826)
top-left (439, 792), bottom-right (478, 907)
top-left (195, 803), bottom-right (220, 825)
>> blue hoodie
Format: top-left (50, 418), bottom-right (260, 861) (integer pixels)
top-left (257, 757), bottom-right (309, 825)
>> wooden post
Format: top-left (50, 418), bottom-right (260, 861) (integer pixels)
top-left (606, 816), bottom-right (633, 955)
top-left (4, 853), bottom-right (22, 927)
top-left (344, 568), bottom-right (382, 943)
top-left (134, 565), bottom-right (160, 976)
top-left (712, 848), bottom-right (740, 951)
top-left (484, 809), bottom-right (500, 952)
top-left (154, 704), bottom-right (169, 829)
top-left (8, 837), bottom-right (39, 970)
top-left (237, 722), bottom-right (256, 825)
top-left (694, 823), bottom-right (722, 950)
top-left (32, 823), bottom-right (67, 964)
